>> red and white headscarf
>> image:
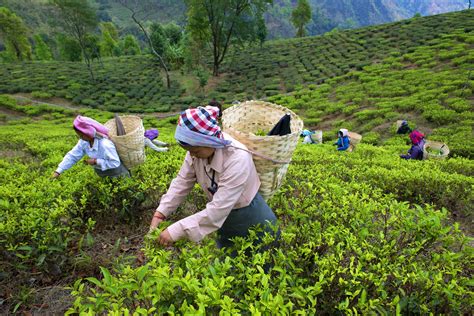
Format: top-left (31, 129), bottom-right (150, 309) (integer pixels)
top-left (178, 106), bottom-right (222, 138)
top-left (175, 106), bottom-right (230, 148)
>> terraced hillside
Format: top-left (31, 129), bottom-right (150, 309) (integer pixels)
top-left (268, 30), bottom-right (474, 157)
top-left (0, 98), bottom-right (472, 313)
top-left (218, 10), bottom-right (474, 98)
top-left (1, 10), bottom-right (473, 114)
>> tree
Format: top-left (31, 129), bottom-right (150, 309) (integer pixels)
top-left (186, 0), bottom-right (273, 76)
top-left (120, 34), bottom-right (141, 55)
top-left (255, 15), bottom-right (267, 47)
top-left (34, 34), bottom-right (53, 60)
top-left (150, 23), bottom-right (168, 56)
top-left (164, 22), bottom-right (183, 45)
top-left (99, 22), bottom-right (119, 57)
top-left (291, 0), bottom-right (311, 37)
top-left (0, 7), bottom-right (32, 61)
top-left (50, 0), bottom-right (98, 80)
top-left (56, 34), bottom-right (82, 61)
top-left (117, 0), bottom-right (171, 88)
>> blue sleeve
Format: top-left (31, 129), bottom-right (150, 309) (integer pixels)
top-left (410, 145), bottom-right (423, 160)
top-left (401, 145), bottom-right (422, 160)
top-left (337, 137), bottom-right (350, 151)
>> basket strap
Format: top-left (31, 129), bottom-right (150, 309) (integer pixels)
top-left (228, 145), bottom-right (291, 164)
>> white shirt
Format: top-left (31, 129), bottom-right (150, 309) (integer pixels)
top-left (303, 135), bottom-right (314, 144)
top-left (56, 138), bottom-right (121, 174)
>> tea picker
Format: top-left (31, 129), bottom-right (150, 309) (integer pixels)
top-left (400, 130), bottom-right (425, 160)
top-left (150, 101), bottom-right (302, 250)
top-left (52, 116), bottom-right (130, 178)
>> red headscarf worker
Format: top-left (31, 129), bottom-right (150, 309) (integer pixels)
top-left (400, 130), bottom-right (426, 160)
top-left (150, 106), bottom-right (279, 248)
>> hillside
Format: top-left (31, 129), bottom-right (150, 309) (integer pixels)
top-left (0, 0), bottom-right (468, 40)
top-left (2, 10), bottom-right (472, 157)
top-left (268, 0), bottom-right (468, 38)
top-left (0, 97), bottom-right (472, 313)
top-left (1, 8), bottom-right (474, 314)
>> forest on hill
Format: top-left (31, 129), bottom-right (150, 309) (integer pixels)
top-left (0, 0), bottom-right (469, 39)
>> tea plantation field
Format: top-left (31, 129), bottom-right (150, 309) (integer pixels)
top-left (0, 8), bottom-right (473, 315)
top-left (0, 95), bottom-right (472, 314)
top-left (1, 10), bottom-right (473, 114)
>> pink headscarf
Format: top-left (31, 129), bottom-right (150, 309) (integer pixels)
top-left (409, 130), bottom-right (424, 145)
top-left (73, 116), bottom-right (109, 138)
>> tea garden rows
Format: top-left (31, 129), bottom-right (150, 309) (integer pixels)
top-left (0, 10), bottom-right (473, 114)
top-left (0, 9), bottom-right (473, 315)
top-left (0, 94), bottom-right (472, 313)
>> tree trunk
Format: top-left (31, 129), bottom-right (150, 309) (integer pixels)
top-left (213, 55), bottom-right (219, 76)
top-left (78, 37), bottom-right (95, 82)
top-left (132, 12), bottom-right (170, 88)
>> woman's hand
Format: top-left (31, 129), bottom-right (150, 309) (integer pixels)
top-left (83, 158), bottom-right (97, 165)
top-left (149, 211), bottom-right (166, 231)
top-left (51, 171), bottom-right (60, 178)
top-left (158, 229), bottom-right (173, 247)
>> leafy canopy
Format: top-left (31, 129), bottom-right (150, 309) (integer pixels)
top-left (0, 6), bottom-right (32, 61)
top-left (186, 0), bottom-right (273, 75)
top-left (291, 0), bottom-right (312, 37)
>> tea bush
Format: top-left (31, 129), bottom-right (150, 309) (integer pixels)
top-left (66, 144), bottom-right (473, 314)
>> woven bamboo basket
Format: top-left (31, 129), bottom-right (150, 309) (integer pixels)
top-left (423, 141), bottom-right (449, 159)
top-left (347, 131), bottom-right (362, 152)
top-left (104, 115), bottom-right (145, 169)
top-left (396, 120), bottom-right (404, 129)
top-left (222, 100), bottom-right (303, 200)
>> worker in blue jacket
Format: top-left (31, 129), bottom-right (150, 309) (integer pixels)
top-left (335, 129), bottom-right (350, 151)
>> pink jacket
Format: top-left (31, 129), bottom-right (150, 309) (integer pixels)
top-left (157, 134), bottom-right (261, 242)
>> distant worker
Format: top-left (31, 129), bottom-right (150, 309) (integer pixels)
top-left (208, 98), bottom-right (223, 118)
top-left (397, 120), bottom-right (412, 134)
top-left (400, 130), bottom-right (425, 160)
top-left (52, 116), bottom-right (129, 178)
top-left (301, 129), bottom-right (317, 144)
top-left (334, 128), bottom-right (350, 151)
top-left (144, 128), bottom-right (168, 152)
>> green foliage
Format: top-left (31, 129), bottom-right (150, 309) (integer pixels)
top-left (120, 35), bottom-right (141, 56)
top-left (150, 22), bottom-right (168, 56)
top-left (99, 22), bottom-right (119, 57)
top-left (1, 96), bottom-right (473, 314)
top-left (185, 0), bottom-right (273, 75)
top-left (0, 6), bottom-right (32, 61)
top-left (33, 34), bottom-right (53, 61)
top-left (195, 67), bottom-right (209, 90)
top-left (63, 142), bottom-right (473, 314)
top-left (291, 0), bottom-right (312, 37)
top-left (56, 34), bottom-right (82, 61)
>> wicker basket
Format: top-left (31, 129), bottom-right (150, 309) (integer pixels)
top-left (396, 120), bottom-right (404, 129)
top-left (104, 115), bottom-right (145, 169)
top-left (347, 131), bottom-right (362, 152)
top-left (423, 141), bottom-right (449, 159)
top-left (222, 100), bottom-right (303, 200)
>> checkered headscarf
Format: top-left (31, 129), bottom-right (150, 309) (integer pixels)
top-left (178, 106), bottom-right (222, 139)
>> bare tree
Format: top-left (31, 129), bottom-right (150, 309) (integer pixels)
top-left (117, 0), bottom-right (170, 88)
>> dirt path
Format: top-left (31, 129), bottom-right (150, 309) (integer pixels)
top-left (8, 94), bottom-right (182, 119)
top-left (11, 93), bottom-right (83, 111)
